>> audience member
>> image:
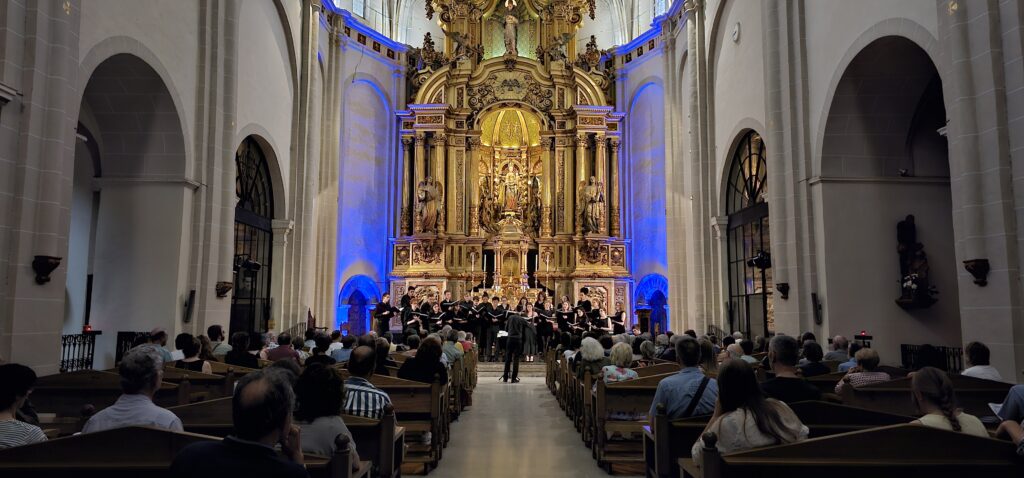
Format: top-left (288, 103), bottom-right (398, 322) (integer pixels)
top-left (563, 335), bottom-right (582, 361)
top-left (655, 334), bottom-right (669, 357)
top-left (207, 325), bottom-right (232, 355)
top-left (374, 338), bottom-right (398, 376)
top-left (837, 342), bottom-right (862, 372)
top-left (442, 331), bottom-right (464, 364)
top-left (225, 332), bottom-right (259, 368)
top-left (326, 330), bottom-right (344, 355)
top-left (258, 332), bottom-right (279, 359)
top-left (403, 335), bottom-right (421, 357)
top-left (148, 328), bottom-right (174, 362)
top-left (690, 360), bottom-right (808, 466)
top-left (0, 364), bottom-right (47, 449)
top-left (823, 335), bottom-right (849, 362)
top-left (294, 363), bottom-right (358, 460)
top-left (602, 342), bottom-right (638, 384)
top-left (303, 328), bottom-right (317, 350)
top-left (650, 336), bottom-right (718, 420)
top-left (170, 368), bottom-right (308, 478)
top-left (698, 338), bottom-right (718, 376)
top-left (961, 341), bottom-right (1003, 382)
top-left (330, 335), bottom-right (357, 363)
top-left (660, 335), bottom-right (681, 362)
top-left (997, 385), bottom-right (1024, 423)
top-left (268, 358), bottom-right (302, 386)
top-left (753, 335), bottom-right (767, 354)
top-left (683, 329), bottom-right (697, 338)
top-left (738, 340), bottom-right (758, 364)
top-left (197, 335), bottom-right (218, 362)
top-left (266, 332), bottom-right (301, 364)
top-left (638, 340), bottom-right (657, 366)
top-left (292, 336), bottom-right (310, 363)
top-left (797, 341), bottom-right (830, 378)
top-left (304, 335), bottom-right (337, 367)
top-left (576, 337), bottom-right (611, 380)
top-left (398, 336), bottom-right (448, 384)
top-left (173, 333), bottom-right (193, 361)
top-left (175, 336), bottom-right (213, 374)
top-left (458, 331), bottom-right (474, 353)
top-left (722, 343), bottom-right (743, 363)
top-left (835, 348), bottom-right (890, 394)
top-left (761, 336), bottom-right (821, 403)
top-left (910, 367), bottom-right (987, 437)
top-left (83, 345), bottom-right (183, 433)
top-left (343, 346), bottom-right (392, 419)
top-left (996, 419), bottom-right (1024, 456)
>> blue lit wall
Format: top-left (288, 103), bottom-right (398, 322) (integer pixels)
top-left (628, 82), bottom-right (669, 282)
top-left (336, 79), bottom-right (390, 332)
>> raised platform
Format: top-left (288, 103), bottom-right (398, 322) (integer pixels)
top-left (476, 361), bottom-right (547, 377)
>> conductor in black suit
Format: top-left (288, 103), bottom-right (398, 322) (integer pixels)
top-left (374, 292), bottom-right (399, 337)
top-left (502, 312), bottom-right (528, 383)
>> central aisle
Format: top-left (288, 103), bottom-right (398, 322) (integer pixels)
top-left (428, 376), bottom-right (640, 478)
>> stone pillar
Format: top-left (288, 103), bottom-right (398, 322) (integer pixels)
top-left (468, 138), bottom-right (481, 235)
top-left (413, 133), bottom-right (426, 233)
top-left (400, 137), bottom-right (413, 236)
top-left (575, 133), bottom-right (588, 236)
top-left (609, 137), bottom-right (621, 237)
top-left (540, 137), bottom-right (554, 236)
top-left (431, 134), bottom-right (447, 233)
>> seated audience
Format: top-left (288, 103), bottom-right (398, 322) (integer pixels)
top-left (684, 329), bottom-right (698, 338)
top-left (397, 336), bottom-right (449, 384)
top-left (175, 336), bottom-right (213, 374)
top-left (637, 340), bottom-right (657, 366)
top-left (374, 338), bottom-right (398, 376)
top-left (654, 334), bottom-right (669, 357)
top-left (148, 328), bottom-right (174, 363)
top-left (304, 335), bottom-right (337, 367)
top-left (738, 340), bottom-right (758, 364)
top-left (599, 335), bottom-right (614, 356)
top-left (294, 363), bottom-right (358, 460)
top-left (660, 335), bottom-right (681, 362)
top-left (170, 368), bottom-right (308, 478)
top-left (910, 366), bottom-right (987, 437)
top-left (207, 325), bottom-right (232, 355)
top-left (258, 331), bottom-right (278, 359)
top-left (698, 338), bottom-right (718, 376)
top-left (458, 331), bottom-right (474, 354)
top-left (442, 331), bottom-right (464, 364)
top-left (576, 337), bottom-right (611, 380)
top-left (823, 335), bottom-right (849, 362)
top-left (691, 360), bottom-right (808, 466)
top-left (761, 336), bottom-right (822, 403)
top-left (173, 333), bottom-right (193, 361)
top-left (721, 343), bottom-right (743, 363)
top-left (303, 328), bottom-right (317, 350)
top-left (650, 336), bottom-right (718, 420)
top-left (343, 346), bottom-right (392, 419)
top-left (326, 330), bottom-right (344, 355)
top-left (753, 335), bottom-right (767, 354)
top-left (835, 348), bottom-right (891, 394)
top-left (330, 335), bottom-right (357, 363)
top-left (563, 335), bottom-right (581, 361)
top-left (797, 341), bottom-right (831, 378)
top-left (83, 345), bottom-right (183, 433)
top-left (961, 341), bottom-right (1003, 382)
top-left (837, 342), bottom-right (862, 372)
top-left (224, 332), bottom-right (259, 368)
top-left (996, 419), bottom-right (1024, 456)
top-left (266, 332), bottom-right (301, 364)
top-left (0, 364), bottom-right (47, 449)
top-left (292, 336), bottom-right (310, 363)
top-left (403, 335), bottom-right (421, 357)
top-left (602, 342), bottom-right (639, 384)
top-left (998, 384), bottom-right (1024, 423)
top-left (197, 335), bottom-right (218, 362)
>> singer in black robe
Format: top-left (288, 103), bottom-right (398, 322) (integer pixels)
top-left (374, 293), bottom-right (399, 337)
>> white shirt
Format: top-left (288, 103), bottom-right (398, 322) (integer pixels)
top-left (691, 399), bottom-right (808, 466)
top-left (82, 394), bottom-right (183, 434)
top-left (961, 365), bottom-right (1003, 382)
top-left (327, 341), bottom-right (344, 354)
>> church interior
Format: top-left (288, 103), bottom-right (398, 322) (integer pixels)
top-left (2, 0), bottom-right (1024, 475)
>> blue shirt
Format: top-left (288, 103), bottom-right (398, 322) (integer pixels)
top-left (82, 393), bottom-right (182, 433)
top-left (649, 367), bottom-right (718, 420)
top-left (838, 358), bottom-right (857, 372)
top-left (330, 347), bottom-right (353, 362)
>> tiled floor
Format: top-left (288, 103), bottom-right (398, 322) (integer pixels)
top-left (427, 377), bottom-right (640, 478)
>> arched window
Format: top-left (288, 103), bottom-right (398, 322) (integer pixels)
top-left (231, 137), bottom-right (275, 339)
top-left (726, 131), bottom-right (773, 337)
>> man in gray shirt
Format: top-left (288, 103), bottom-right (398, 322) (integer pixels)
top-left (823, 335), bottom-right (849, 362)
top-left (82, 344), bottom-right (182, 433)
top-left (649, 336), bottom-right (718, 420)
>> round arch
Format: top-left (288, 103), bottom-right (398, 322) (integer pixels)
top-left (338, 275), bottom-right (382, 335)
top-left (717, 121), bottom-right (767, 216)
top-left (634, 273), bottom-right (669, 306)
top-left (232, 127), bottom-right (289, 221)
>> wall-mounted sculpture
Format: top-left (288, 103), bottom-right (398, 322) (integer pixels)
top-left (896, 214), bottom-right (937, 309)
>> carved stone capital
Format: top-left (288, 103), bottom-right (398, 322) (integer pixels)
top-left (430, 134), bottom-right (447, 146)
top-left (414, 133), bottom-right (426, 142)
top-left (402, 137), bottom-right (414, 148)
top-left (539, 137), bottom-right (553, 148)
top-left (609, 137), bottom-right (621, 150)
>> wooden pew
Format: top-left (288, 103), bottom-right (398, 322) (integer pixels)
top-left (804, 371), bottom-right (846, 395)
top-left (160, 366), bottom-right (232, 402)
top-left (207, 360), bottom-right (259, 376)
top-left (0, 426), bottom-right (370, 478)
top-left (644, 401), bottom-right (915, 478)
top-left (31, 370), bottom-right (183, 419)
top-left (593, 372), bottom-right (675, 472)
top-left (170, 397), bottom-right (405, 478)
top-left (680, 424), bottom-right (1024, 478)
top-left (840, 374), bottom-right (1012, 417)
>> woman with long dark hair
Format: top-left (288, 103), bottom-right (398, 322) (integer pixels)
top-left (295, 363), bottom-right (358, 459)
top-left (691, 360), bottom-right (807, 466)
top-left (911, 366), bottom-right (987, 437)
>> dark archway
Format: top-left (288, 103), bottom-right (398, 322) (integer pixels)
top-left (231, 136), bottom-right (275, 338)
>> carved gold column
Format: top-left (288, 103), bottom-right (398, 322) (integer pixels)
top-left (447, 137), bottom-right (465, 235)
top-left (431, 134), bottom-right (447, 233)
top-left (413, 133), bottom-right (426, 233)
top-left (468, 137), bottom-right (481, 235)
top-left (575, 132), bottom-right (588, 236)
top-left (540, 137), bottom-right (553, 236)
top-left (558, 136), bottom-right (573, 235)
top-left (400, 136), bottom-right (413, 236)
top-left (609, 137), bottom-right (621, 237)
top-left (595, 134), bottom-right (607, 235)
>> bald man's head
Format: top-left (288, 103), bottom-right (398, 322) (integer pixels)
top-left (348, 345), bottom-right (377, 378)
top-left (231, 368), bottom-right (294, 442)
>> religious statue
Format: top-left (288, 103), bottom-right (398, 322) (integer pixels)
top-left (503, 15), bottom-right (518, 56)
top-left (525, 181), bottom-right (541, 235)
top-left (580, 176), bottom-right (605, 234)
top-left (479, 180), bottom-right (498, 233)
top-left (499, 171), bottom-right (520, 212)
top-left (895, 214), bottom-right (937, 308)
top-left (416, 176), bottom-right (440, 234)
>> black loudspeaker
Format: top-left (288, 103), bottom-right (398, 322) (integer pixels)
top-left (183, 289), bottom-right (196, 324)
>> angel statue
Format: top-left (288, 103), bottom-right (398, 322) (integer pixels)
top-left (416, 177), bottom-right (440, 233)
top-left (479, 180), bottom-right (498, 233)
top-left (579, 176), bottom-right (605, 234)
top-left (503, 14), bottom-right (518, 56)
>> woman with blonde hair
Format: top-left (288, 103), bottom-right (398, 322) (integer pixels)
top-left (602, 342), bottom-right (639, 384)
top-left (576, 336), bottom-right (610, 380)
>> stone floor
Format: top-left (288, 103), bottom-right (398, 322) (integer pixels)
top-left (424, 377), bottom-right (641, 478)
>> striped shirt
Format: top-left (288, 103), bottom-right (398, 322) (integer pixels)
top-left (0, 419), bottom-right (47, 449)
top-left (343, 377), bottom-right (392, 419)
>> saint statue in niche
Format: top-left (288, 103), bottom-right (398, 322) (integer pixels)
top-left (416, 177), bottom-right (440, 233)
top-left (479, 180), bottom-right (498, 233)
top-left (895, 214), bottom-right (937, 308)
top-left (503, 15), bottom-right (518, 56)
top-left (500, 171), bottom-right (520, 212)
top-left (580, 176), bottom-right (605, 234)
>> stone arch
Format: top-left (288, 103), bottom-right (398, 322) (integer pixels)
top-left (338, 275), bottom-right (382, 334)
top-left (232, 126), bottom-right (289, 220)
top-left (718, 120), bottom-right (767, 216)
